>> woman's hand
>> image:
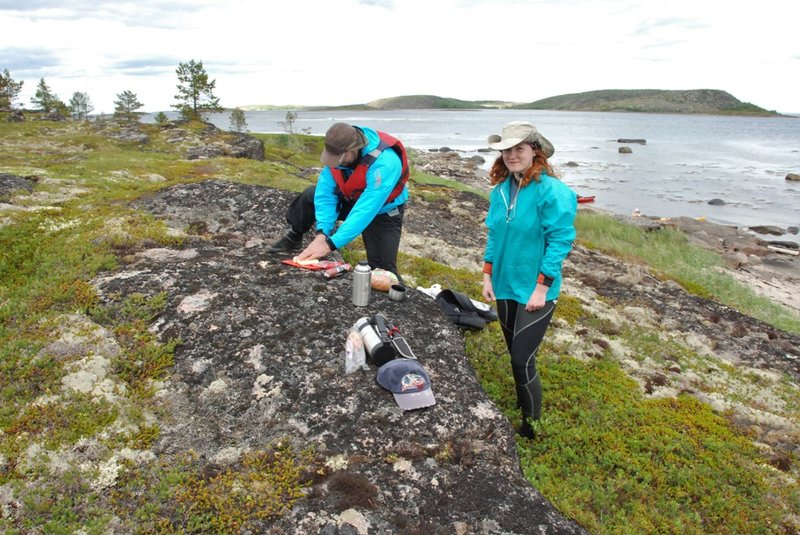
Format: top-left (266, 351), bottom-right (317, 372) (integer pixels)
top-left (525, 284), bottom-right (548, 311)
top-left (482, 274), bottom-right (495, 302)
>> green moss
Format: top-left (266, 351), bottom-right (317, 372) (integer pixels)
top-left (256, 132), bottom-right (324, 166)
top-left (529, 359), bottom-right (796, 534)
top-left (1, 394), bottom-right (118, 484)
top-left (553, 293), bottom-right (584, 325)
top-left (0, 340), bottom-right (62, 425)
top-left (408, 167), bottom-right (488, 199)
top-left (396, 252), bottom-right (480, 295)
top-left (466, 303), bottom-right (799, 533)
top-left (111, 445), bottom-right (318, 534)
top-left (617, 324), bottom-right (696, 366)
top-left (14, 469), bottom-right (116, 534)
top-left (9, 394), bottom-right (117, 450)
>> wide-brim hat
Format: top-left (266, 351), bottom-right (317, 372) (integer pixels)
top-left (487, 120), bottom-right (554, 157)
top-left (376, 358), bottom-right (436, 411)
top-left (320, 123), bottom-right (366, 167)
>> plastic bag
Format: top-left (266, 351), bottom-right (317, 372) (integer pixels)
top-left (344, 328), bottom-right (367, 374)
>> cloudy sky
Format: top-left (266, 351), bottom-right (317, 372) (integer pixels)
top-left (2, 0), bottom-right (798, 114)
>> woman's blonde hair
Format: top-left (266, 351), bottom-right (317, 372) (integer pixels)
top-left (488, 143), bottom-right (556, 187)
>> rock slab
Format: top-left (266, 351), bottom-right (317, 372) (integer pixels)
top-left (93, 180), bottom-right (586, 534)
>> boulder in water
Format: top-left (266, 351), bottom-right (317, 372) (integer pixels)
top-left (749, 225), bottom-right (784, 236)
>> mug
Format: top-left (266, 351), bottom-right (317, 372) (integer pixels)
top-left (388, 284), bottom-right (407, 302)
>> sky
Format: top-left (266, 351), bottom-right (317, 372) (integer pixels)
top-left (1, 0), bottom-right (798, 114)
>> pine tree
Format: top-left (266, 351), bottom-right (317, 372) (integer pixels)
top-left (30, 78), bottom-right (60, 114)
top-left (113, 90), bottom-right (144, 124)
top-left (0, 69), bottom-right (24, 111)
top-left (154, 111), bottom-right (169, 126)
top-left (278, 111), bottom-right (298, 134)
top-left (229, 107), bottom-right (248, 132)
top-left (173, 59), bottom-right (222, 120)
top-left (68, 91), bottom-right (94, 121)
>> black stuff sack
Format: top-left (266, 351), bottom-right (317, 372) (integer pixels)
top-left (434, 289), bottom-right (498, 330)
top-left (358, 314), bottom-right (418, 366)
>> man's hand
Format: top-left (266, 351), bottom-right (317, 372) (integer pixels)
top-left (295, 234), bottom-right (331, 261)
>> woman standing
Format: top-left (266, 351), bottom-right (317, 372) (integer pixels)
top-left (481, 121), bottom-right (577, 439)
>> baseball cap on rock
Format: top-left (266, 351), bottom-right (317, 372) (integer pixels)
top-left (320, 123), bottom-right (366, 167)
top-left (487, 120), bottom-right (555, 158)
top-left (376, 358), bottom-right (436, 411)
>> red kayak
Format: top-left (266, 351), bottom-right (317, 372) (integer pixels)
top-left (577, 195), bottom-right (595, 204)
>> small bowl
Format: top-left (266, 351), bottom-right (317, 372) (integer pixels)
top-left (388, 284), bottom-right (407, 302)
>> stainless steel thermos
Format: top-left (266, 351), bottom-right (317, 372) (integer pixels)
top-left (354, 316), bottom-right (396, 365)
top-left (352, 260), bottom-right (371, 307)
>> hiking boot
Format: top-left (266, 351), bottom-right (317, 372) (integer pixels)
top-left (518, 415), bottom-right (536, 440)
top-left (268, 231), bottom-right (303, 253)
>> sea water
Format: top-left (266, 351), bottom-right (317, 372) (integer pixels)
top-left (146, 109), bottom-right (800, 241)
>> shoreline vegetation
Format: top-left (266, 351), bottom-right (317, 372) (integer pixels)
top-left (241, 89), bottom-right (785, 117)
top-left (1, 116), bottom-right (798, 533)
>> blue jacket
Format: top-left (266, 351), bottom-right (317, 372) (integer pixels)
top-left (314, 126), bottom-right (408, 250)
top-left (484, 172), bottom-right (577, 303)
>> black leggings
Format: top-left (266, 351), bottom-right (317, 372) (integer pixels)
top-left (496, 299), bottom-right (556, 421)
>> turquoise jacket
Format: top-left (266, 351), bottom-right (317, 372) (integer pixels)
top-left (484, 172), bottom-right (577, 303)
top-left (314, 126), bottom-right (408, 250)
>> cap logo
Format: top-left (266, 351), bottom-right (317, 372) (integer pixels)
top-left (400, 373), bottom-right (426, 392)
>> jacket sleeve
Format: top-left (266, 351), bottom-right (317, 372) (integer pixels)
top-left (483, 188), bottom-right (499, 265)
top-left (329, 149), bottom-right (402, 249)
top-left (539, 183), bottom-right (577, 279)
top-left (314, 168), bottom-right (340, 237)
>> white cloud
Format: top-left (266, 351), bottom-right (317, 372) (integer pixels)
top-left (1, 0), bottom-right (798, 112)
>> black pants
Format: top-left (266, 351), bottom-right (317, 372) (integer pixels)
top-left (285, 185), bottom-right (405, 276)
top-left (496, 299), bottom-right (556, 421)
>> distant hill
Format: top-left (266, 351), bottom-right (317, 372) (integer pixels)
top-left (514, 89), bottom-right (778, 116)
top-left (295, 90), bottom-right (778, 116)
top-left (300, 94), bottom-right (516, 112)
top-left (365, 95), bottom-right (512, 110)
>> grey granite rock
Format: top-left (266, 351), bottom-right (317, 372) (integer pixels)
top-left (92, 179), bottom-right (586, 534)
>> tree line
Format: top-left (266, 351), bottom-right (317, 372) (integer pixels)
top-left (0, 60), bottom-right (249, 132)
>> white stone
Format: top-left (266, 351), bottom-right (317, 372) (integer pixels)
top-left (325, 454), bottom-right (348, 471)
top-left (392, 459), bottom-right (412, 472)
top-left (91, 457), bottom-right (122, 491)
top-left (177, 290), bottom-right (217, 314)
top-left (469, 401), bottom-right (499, 420)
top-left (213, 447), bottom-right (247, 465)
top-left (205, 378), bottom-right (228, 395)
top-left (244, 344), bottom-right (266, 372)
top-left (337, 509), bottom-right (370, 535)
top-left (137, 248), bottom-right (198, 262)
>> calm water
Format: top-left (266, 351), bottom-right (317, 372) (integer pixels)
top-left (147, 109), bottom-right (800, 241)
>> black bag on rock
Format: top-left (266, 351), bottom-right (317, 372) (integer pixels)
top-left (434, 289), bottom-right (498, 330)
top-left (357, 314), bottom-right (417, 366)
